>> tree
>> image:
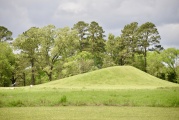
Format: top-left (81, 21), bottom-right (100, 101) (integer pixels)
top-left (147, 51), bottom-right (165, 79)
top-left (72, 21), bottom-right (89, 51)
top-left (137, 22), bottom-right (161, 72)
top-left (106, 34), bottom-right (121, 65)
top-left (12, 53), bottom-right (30, 86)
top-left (121, 22), bottom-right (139, 64)
top-left (87, 21), bottom-right (106, 67)
top-left (62, 51), bottom-right (96, 77)
top-left (88, 21), bottom-right (105, 53)
top-left (52, 27), bottom-right (80, 78)
top-left (0, 26), bottom-right (12, 42)
top-left (13, 27), bottom-right (40, 85)
top-left (161, 48), bottom-right (179, 83)
top-left (53, 27), bottom-right (80, 58)
top-left (38, 25), bottom-right (56, 81)
top-left (106, 34), bottom-right (117, 63)
top-left (0, 42), bottom-right (15, 86)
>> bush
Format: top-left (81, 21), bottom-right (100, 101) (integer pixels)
top-left (60, 95), bottom-right (67, 104)
top-left (9, 100), bottom-right (24, 107)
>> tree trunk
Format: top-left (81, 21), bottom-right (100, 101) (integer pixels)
top-left (47, 65), bottom-right (53, 81)
top-left (11, 73), bottom-right (16, 85)
top-left (144, 47), bottom-right (147, 72)
top-left (31, 59), bottom-right (35, 85)
top-left (48, 74), bottom-right (52, 81)
top-left (132, 52), bottom-right (135, 64)
top-left (23, 72), bottom-right (26, 86)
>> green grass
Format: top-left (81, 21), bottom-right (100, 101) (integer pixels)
top-left (36, 66), bottom-right (178, 89)
top-left (0, 88), bottom-right (179, 107)
top-left (0, 66), bottom-right (179, 107)
top-left (1, 106), bottom-right (179, 120)
top-left (0, 66), bottom-right (179, 119)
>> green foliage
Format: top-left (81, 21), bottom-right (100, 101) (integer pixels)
top-left (0, 42), bottom-right (15, 86)
top-left (1, 21), bottom-right (176, 87)
top-left (59, 95), bottom-right (67, 105)
top-left (0, 26), bottom-right (12, 42)
top-left (137, 22), bottom-right (161, 72)
top-left (102, 54), bottom-right (116, 68)
top-left (72, 21), bottom-right (89, 51)
top-left (106, 34), bottom-right (125, 65)
top-left (121, 22), bottom-right (139, 64)
top-left (161, 48), bottom-right (179, 83)
top-left (147, 51), bottom-right (166, 79)
top-left (13, 27), bottom-right (40, 85)
top-left (132, 53), bottom-right (145, 71)
top-left (53, 27), bottom-right (80, 58)
top-left (62, 51), bottom-right (97, 77)
top-left (38, 25), bottom-right (56, 81)
top-left (73, 21), bottom-right (106, 68)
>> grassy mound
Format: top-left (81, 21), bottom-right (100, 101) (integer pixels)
top-left (37, 66), bottom-right (178, 89)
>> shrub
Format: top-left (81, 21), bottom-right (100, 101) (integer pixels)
top-left (60, 95), bottom-right (67, 104)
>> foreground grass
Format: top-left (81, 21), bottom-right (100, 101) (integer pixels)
top-left (0, 106), bottom-right (179, 120)
top-left (0, 87), bottom-right (179, 107)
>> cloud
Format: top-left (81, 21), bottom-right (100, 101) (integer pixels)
top-left (0, 0), bottom-right (35, 36)
top-left (0, 0), bottom-right (179, 48)
top-left (58, 2), bottom-right (85, 14)
top-left (158, 24), bottom-right (179, 48)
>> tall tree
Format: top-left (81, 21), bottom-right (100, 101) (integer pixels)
top-left (137, 22), bottom-right (161, 72)
top-left (88, 21), bottom-right (105, 53)
top-left (121, 22), bottom-right (139, 64)
top-left (0, 26), bottom-right (12, 42)
top-left (0, 42), bottom-right (15, 86)
top-left (13, 27), bottom-right (40, 85)
top-left (88, 21), bottom-right (106, 67)
top-left (51, 27), bottom-right (80, 78)
top-left (106, 34), bottom-right (124, 65)
top-left (38, 25), bottom-right (56, 81)
top-left (106, 33), bottom-right (117, 62)
top-left (12, 54), bottom-right (29, 86)
top-left (72, 21), bottom-right (89, 51)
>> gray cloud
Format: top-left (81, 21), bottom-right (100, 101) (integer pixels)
top-left (0, 0), bottom-right (179, 48)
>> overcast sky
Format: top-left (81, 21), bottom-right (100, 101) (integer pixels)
top-left (0, 0), bottom-right (179, 48)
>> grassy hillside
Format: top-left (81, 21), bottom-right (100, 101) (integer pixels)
top-left (37, 66), bottom-right (178, 89)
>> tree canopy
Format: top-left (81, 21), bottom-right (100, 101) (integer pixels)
top-left (0, 21), bottom-right (178, 86)
top-left (0, 26), bottom-right (12, 42)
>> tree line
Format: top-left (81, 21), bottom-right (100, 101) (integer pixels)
top-left (0, 21), bottom-right (179, 87)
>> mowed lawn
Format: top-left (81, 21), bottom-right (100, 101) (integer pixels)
top-left (1, 106), bottom-right (179, 120)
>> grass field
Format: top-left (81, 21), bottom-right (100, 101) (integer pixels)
top-left (0, 66), bottom-right (179, 119)
top-left (0, 88), bottom-right (179, 107)
top-left (1, 106), bottom-right (179, 120)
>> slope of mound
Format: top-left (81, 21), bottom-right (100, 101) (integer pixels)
top-left (37, 66), bottom-right (178, 89)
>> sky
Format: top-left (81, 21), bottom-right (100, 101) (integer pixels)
top-left (0, 0), bottom-right (179, 48)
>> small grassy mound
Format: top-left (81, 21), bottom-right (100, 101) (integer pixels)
top-left (37, 66), bottom-right (178, 89)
